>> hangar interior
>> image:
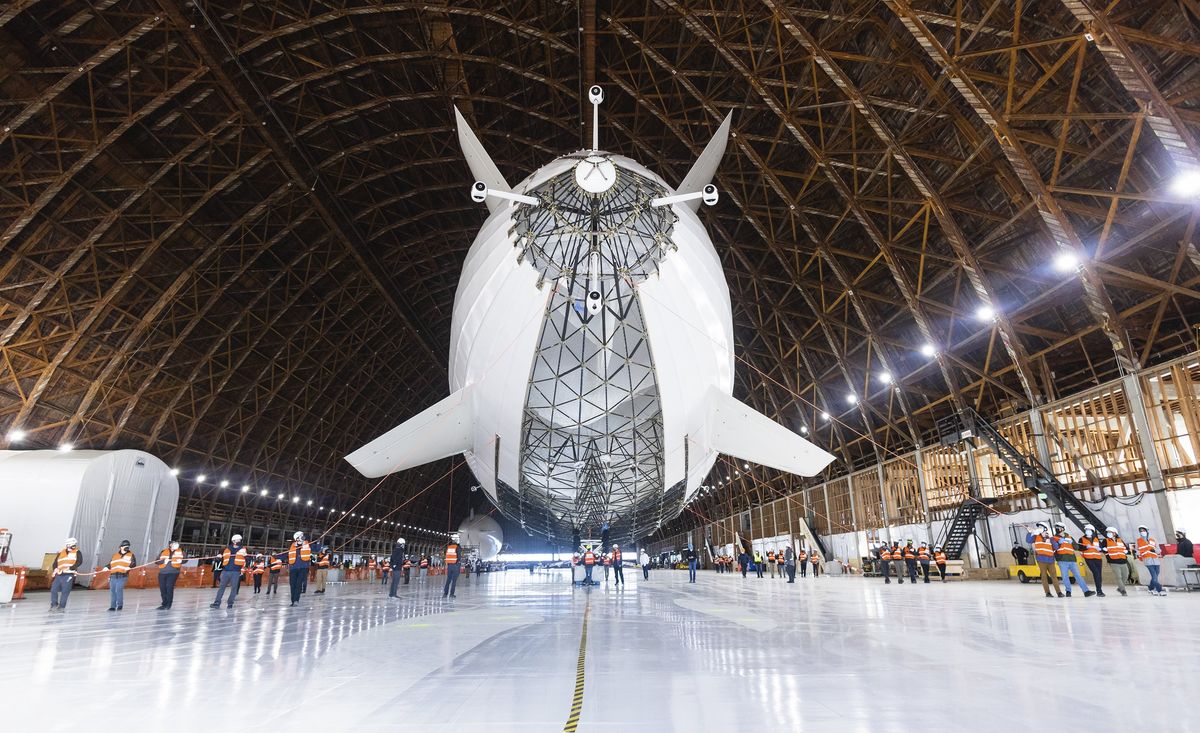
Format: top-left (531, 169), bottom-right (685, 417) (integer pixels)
top-left (0, 1), bottom-right (1198, 731)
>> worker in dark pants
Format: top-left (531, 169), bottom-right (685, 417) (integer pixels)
top-left (443, 533), bottom-right (463, 598)
top-left (640, 549), bottom-right (651, 580)
top-left (797, 547), bottom-right (807, 577)
top-left (266, 555), bottom-right (282, 595)
top-left (685, 547), bottom-right (698, 583)
top-left (903, 540), bottom-right (918, 583)
top-left (49, 538), bottom-right (82, 611)
top-left (784, 545), bottom-right (796, 582)
top-left (250, 554), bottom-right (266, 594)
top-left (1079, 524), bottom-right (1106, 597)
top-left (155, 542), bottom-right (184, 610)
top-left (388, 538), bottom-right (407, 597)
top-left (810, 553), bottom-right (820, 577)
top-left (933, 546), bottom-right (947, 582)
top-left (918, 542), bottom-right (932, 583)
top-left (612, 544), bottom-right (625, 586)
top-left (581, 545), bottom-right (597, 585)
top-left (738, 549), bottom-right (749, 578)
top-left (878, 544), bottom-right (892, 584)
top-left (281, 531), bottom-right (314, 607)
top-left (211, 534), bottom-right (247, 609)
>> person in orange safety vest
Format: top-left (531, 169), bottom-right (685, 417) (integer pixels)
top-left (443, 533), bottom-right (463, 599)
top-left (582, 545), bottom-right (597, 585)
top-left (1026, 522), bottom-right (1063, 598)
top-left (1136, 524), bottom-right (1165, 596)
top-left (103, 539), bottom-right (136, 611)
top-left (211, 533), bottom-right (248, 609)
top-left (933, 546), bottom-right (948, 582)
top-left (1079, 524), bottom-right (1106, 597)
top-left (250, 554), bottom-right (267, 594)
top-left (1103, 527), bottom-right (1130, 596)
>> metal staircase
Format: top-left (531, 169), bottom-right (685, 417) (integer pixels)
top-left (937, 408), bottom-right (1104, 532)
top-left (937, 497), bottom-right (997, 560)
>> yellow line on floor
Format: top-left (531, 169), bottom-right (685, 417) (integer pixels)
top-left (561, 594), bottom-right (591, 732)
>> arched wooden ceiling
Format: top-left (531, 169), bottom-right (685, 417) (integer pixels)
top-left (0, 0), bottom-right (1196, 539)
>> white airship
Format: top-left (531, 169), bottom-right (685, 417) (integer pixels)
top-left (457, 511), bottom-right (504, 562)
top-left (347, 88), bottom-right (835, 543)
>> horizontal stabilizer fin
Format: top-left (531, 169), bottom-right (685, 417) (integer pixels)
top-left (345, 386), bottom-right (474, 478)
top-left (676, 113), bottom-right (732, 212)
top-left (454, 107), bottom-right (509, 214)
top-left (706, 386), bottom-right (835, 477)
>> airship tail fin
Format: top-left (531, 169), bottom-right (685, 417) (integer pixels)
top-left (345, 385), bottom-right (475, 478)
top-left (454, 107), bottom-right (509, 214)
top-left (705, 386), bottom-right (835, 477)
top-left (676, 113), bottom-right (732, 212)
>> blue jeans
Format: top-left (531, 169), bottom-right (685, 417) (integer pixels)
top-left (214, 570), bottom-right (242, 606)
top-left (1147, 563), bottom-right (1163, 592)
top-left (1059, 561), bottom-right (1090, 593)
top-left (50, 574), bottom-right (74, 608)
top-left (109, 574), bottom-right (127, 608)
top-left (584, 564), bottom-right (593, 583)
top-left (443, 564), bottom-right (461, 596)
top-left (688, 560), bottom-right (697, 582)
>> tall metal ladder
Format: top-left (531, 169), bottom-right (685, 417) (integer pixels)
top-left (937, 408), bottom-right (1105, 532)
top-left (935, 497), bottom-right (998, 560)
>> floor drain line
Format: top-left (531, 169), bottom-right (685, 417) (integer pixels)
top-left (562, 595), bottom-right (591, 732)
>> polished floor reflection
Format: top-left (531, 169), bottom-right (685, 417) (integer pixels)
top-left (2, 568), bottom-right (1194, 732)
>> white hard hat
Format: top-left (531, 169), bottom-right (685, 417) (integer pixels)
top-left (1177, 528), bottom-right (1186, 534)
top-left (934, 546), bottom-right (942, 551)
top-left (65, 537), bottom-right (77, 547)
top-left (231, 534), bottom-right (242, 543)
top-left (1036, 521), bottom-right (1048, 529)
top-left (1083, 524), bottom-right (1094, 531)
top-left (1137, 525), bottom-right (1148, 532)
top-left (397, 537), bottom-right (406, 544)
top-left (169, 541), bottom-right (180, 550)
top-left (1105, 526), bottom-right (1118, 534)
top-left (1054, 522), bottom-right (1066, 530)
top-left (293, 531), bottom-right (304, 541)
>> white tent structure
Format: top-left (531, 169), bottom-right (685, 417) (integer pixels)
top-left (0, 449), bottom-right (178, 586)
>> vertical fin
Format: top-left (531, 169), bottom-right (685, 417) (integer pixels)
top-left (454, 107), bottom-right (510, 214)
top-left (676, 113), bottom-right (732, 212)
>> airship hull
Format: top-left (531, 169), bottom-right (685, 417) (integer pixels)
top-left (345, 108), bottom-right (836, 544)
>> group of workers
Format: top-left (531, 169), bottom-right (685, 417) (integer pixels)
top-left (48, 531), bottom-right (468, 611)
top-left (713, 547), bottom-right (820, 582)
top-left (572, 543), bottom-right (631, 585)
top-left (1024, 522), bottom-right (1186, 598)
top-left (875, 540), bottom-right (949, 583)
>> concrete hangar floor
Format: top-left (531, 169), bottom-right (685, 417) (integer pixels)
top-left (2, 569), bottom-right (1192, 732)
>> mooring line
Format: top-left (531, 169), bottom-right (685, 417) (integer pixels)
top-left (562, 594), bottom-right (591, 732)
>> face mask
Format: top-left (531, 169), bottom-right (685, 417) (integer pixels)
top-left (1106, 533), bottom-right (1115, 539)
top-left (1085, 530), bottom-right (1094, 537)
top-left (1140, 531), bottom-right (1149, 537)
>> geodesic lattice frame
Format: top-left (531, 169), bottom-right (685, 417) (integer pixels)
top-left (503, 162), bottom-right (681, 541)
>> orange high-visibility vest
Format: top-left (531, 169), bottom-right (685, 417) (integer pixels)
top-left (776, 553), bottom-right (785, 565)
top-left (918, 547), bottom-right (930, 561)
top-left (222, 546), bottom-right (248, 567)
top-left (445, 543), bottom-right (460, 565)
top-left (159, 548), bottom-right (183, 569)
top-left (269, 557), bottom-right (283, 572)
top-left (1105, 537), bottom-right (1128, 561)
top-left (903, 546), bottom-right (916, 560)
top-left (1136, 537), bottom-right (1160, 560)
top-left (251, 561), bottom-right (266, 575)
top-left (287, 541), bottom-right (311, 565)
top-left (318, 554), bottom-right (331, 568)
top-left (583, 551), bottom-right (596, 565)
top-left (613, 549), bottom-right (622, 562)
top-left (1032, 534), bottom-right (1054, 560)
top-left (1054, 536), bottom-right (1076, 560)
top-left (55, 548), bottom-right (78, 573)
top-left (1079, 537), bottom-right (1103, 560)
top-left (108, 551), bottom-right (133, 574)
top-left (368, 558), bottom-right (376, 569)
top-left (403, 559), bottom-right (412, 569)
top-left (603, 556), bottom-right (611, 566)
top-left (934, 552), bottom-right (947, 565)
top-left (798, 550), bottom-right (808, 562)
top-left (879, 548), bottom-right (892, 561)
top-left (420, 558), bottom-right (429, 568)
